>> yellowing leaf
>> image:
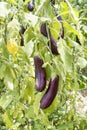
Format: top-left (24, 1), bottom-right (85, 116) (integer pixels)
top-left (7, 39), bottom-right (18, 55)
top-left (8, 0), bottom-right (17, 5)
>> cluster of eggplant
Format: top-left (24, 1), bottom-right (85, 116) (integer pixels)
top-left (40, 17), bottom-right (64, 55)
top-left (34, 56), bottom-right (59, 109)
top-left (40, 23), bottom-right (59, 55)
top-left (33, 1), bottom-right (65, 109)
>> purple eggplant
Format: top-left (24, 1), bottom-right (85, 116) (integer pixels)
top-left (28, 0), bottom-right (35, 11)
top-left (19, 26), bottom-right (26, 35)
top-left (40, 23), bottom-right (59, 55)
top-left (50, 0), bottom-right (55, 5)
top-left (56, 15), bottom-right (64, 39)
top-left (34, 56), bottom-right (46, 92)
top-left (40, 23), bottom-right (48, 37)
top-left (57, 15), bottom-right (62, 22)
top-left (76, 36), bottom-right (81, 45)
top-left (49, 34), bottom-right (59, 55)
top-left (40, 76), bottom-right (59, 109)
top-left (20, 35), bottom-right (24, 46)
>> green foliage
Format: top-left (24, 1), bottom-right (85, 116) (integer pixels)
top-left (0, 0), bottom-right (87, 130)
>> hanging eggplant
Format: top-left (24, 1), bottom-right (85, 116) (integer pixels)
top-left (40, 76), bottom-right (59, 109)
top-left (76, 36), bottom-right (81, 45)
top-left (28, 0), bottom-right (35, 11)
top-left (56, 14), bottom-right (64, 39)
top-left (49, 32), bottom-right (59, 55)
top-left (50, 0), bottom-right (55, 5)
top-left (40, 23), bottom-right (48, 37)
top-left (40, 23), bottom-right (59, 55)
top-left (34, 56), bottom-right (46, 92)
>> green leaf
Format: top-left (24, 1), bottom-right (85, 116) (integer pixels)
top-left (58, 122), bottom-right (73, 130)
top-left (0, 94), bottom-right (13, 109)
top-left (58, 39), bottom-right (73, 73)
top-left (0, 63), bottom-right (6, 79)
top-left (25, 13), bottom-right (38, 26)
top-left (33, 93), bottom-right (41, 116)
top-left (4, 77), bottom-right (14, 90)
top-left (2, 111), bottom-right (13, 129)
top-left (24, 27), bottom-right (35, 44)
top-left (38, 111), bottom-right (50, 126)
top-left (50, 18), bottom-right (60, 39)
top-left (77, 57), bottom-right (87, 69)
top-left (0, 2), bottom-right (10, 18)
top-left (24, 40), bottom-right (34, 56)
top-left (22, 80), bottom-right (34, 102)
top-left (7, 0), bottom-right (17, 5)
top-left (25, 106), bottom-right (35, 118)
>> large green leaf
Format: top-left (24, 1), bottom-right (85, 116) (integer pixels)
top-left (0, 94), bottom-right (13, 109)
top-left (0, 2), bottom-right (10, 18)
top-left (58, 39), bottom-right (73, 73)
top-left (58, 122), bottom-right (73, 130)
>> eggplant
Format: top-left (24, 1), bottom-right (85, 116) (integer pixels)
top-left (40, 23), bottom-right (59, 55)
top-left (57, 15), bottom-right (62, 22)
top-left (19, 26), bottom-right (26, 35)
top-left (40, 76), bottom-right (59, 109)
top-left (19, 26), bottom-right (26, 46)
top-left (49, 34), bottom-right (59, 55)
top-left (28, 0), bottom-right (35, 11)
top-left (56, 15), bottom-right (64, 39)
top-left (40, 23), bottom-right (48, 37)
top-left (76, 36), bottom-right (81, 45)
top-left (50, 0), bottom-right (55, 5)
top-left (34, 56), bottom-right (46, 92)
top-left (20, 35), bottom-right (24, 46)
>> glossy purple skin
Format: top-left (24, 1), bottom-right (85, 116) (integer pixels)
top-left (40, 23), bottom-right (48, 37)
top-left (34, 56), bottom-right (46, 92)
top-left (40, 76), bottom-right (59, 109)
top-left (28, 0), bottom-right (35, 11)
top-left (49, 35), bottom-right (59, 55)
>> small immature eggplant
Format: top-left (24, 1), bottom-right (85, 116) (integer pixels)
top-left (49, 34), bottom-right (59, 55)
top-left (19, 26), bottom-right (26, 46)
top-left (40, 76), bottom-right (59, 109)
top-left (20, 35), bottom-right (24, 46)
top-left (40, 23), bottom-right (48, 37)
top-left (76, 36), bottom-right (81, 45)
top-left (34, 56), bottom-right (46, 92)
top-left (19, 26), bottom-right (26, 35)
top-left (28, 0), bottom-right (35, 11)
